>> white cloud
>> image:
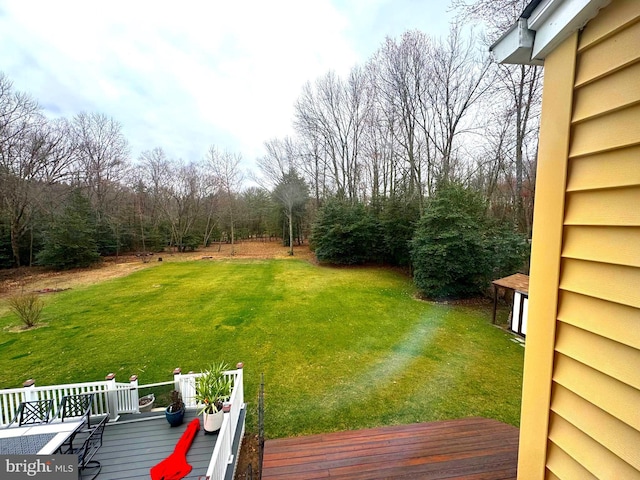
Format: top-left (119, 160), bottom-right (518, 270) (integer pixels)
top-left (0, 0), bottom-right (454, 170)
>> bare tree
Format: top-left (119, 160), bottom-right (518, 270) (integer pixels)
top-left (139, 148), bottom-right (207, 251)
top-left (166, 160), bottom-right (206, 251)
top-left (138, 147), bottom-right (170, 225)
top-left (424, 25), bottom-right (492, 185)
top-left (257, 138), bottom-right (309, 255)
top-left (72, 112), bottom-right (130, 220)
top-left (451, 0), bottom-right (529, 38)
top-left (453, 0), bottom-right (543, 234)
top-left (0, 74), bottom-right (75, 265)
top-left (206, 146), bottom-right (244, 254)
top-left (297, 132), bottom-right (330, 207)
top-left (369, 30), bottom-right (432, 204)
top-left (200, 174), bottom-right (220, 248)
top-left (294, 67), bottom-right (372, 201)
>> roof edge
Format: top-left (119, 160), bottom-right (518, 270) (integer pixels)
top-left (490, 0), bottom-right (611, 65)
top-left (490, 18), bottom-right (543, 65)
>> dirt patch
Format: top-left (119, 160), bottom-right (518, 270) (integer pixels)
top-left (0, 240), bottom-right (314, 301)
top-left (234, 433), bottom-right (261, 480)
top-left (34, 288), bottom-right (71, 294)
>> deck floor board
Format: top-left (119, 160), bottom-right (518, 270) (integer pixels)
top-left (262, 417), bottom-right (518, 480)
top-left (91, 407), bottom-right (245, 480)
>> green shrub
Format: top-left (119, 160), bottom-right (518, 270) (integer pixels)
top-left (411, 184), bottom-right (530, 299)
top-left (487, 224), bottom-right (530, 279)
top-left (311, 199), bottom-right (382, 265)
top-left (376, 197), bottom-right (420, 266)
top-left (411, 184), bottom-right (490, 299)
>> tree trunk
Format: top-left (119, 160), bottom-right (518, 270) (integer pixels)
top-left (10, 223), bottom-right (21, 267)
top-left (288, 206), bottom-right (294, 256)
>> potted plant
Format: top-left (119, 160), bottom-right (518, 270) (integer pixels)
top-left (193, 362), bottom-right (233, 434)
top-left (165, 390), bottom-right (185, 427)
top-left (139, 393), bottom-right (155, 412)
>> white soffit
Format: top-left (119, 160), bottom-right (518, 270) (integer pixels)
top-left (528, 0), bottom-right (611, 60)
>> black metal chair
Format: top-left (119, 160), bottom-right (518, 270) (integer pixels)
top-left (56, 393), bottom-right (94, 453)
top-left (58, 393), bottom-right (94, 427)
top-left (7, 399), bottom-right (54, 427)
top-left (69, 415), bottom-right (107, 480)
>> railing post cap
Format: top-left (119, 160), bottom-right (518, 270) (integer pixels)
top-left (173, 368), bottom-right (182, 375)
top-left (23, 379), bottom-right (35, 387)
top-left (236, 362), bottom-right (244, 369)
top-left (105, 373), bottom-right (116, 380)
top-left (129, 374), bottom-right (138, 382)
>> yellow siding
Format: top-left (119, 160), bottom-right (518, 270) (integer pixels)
top-left (559, 258), bottom-right (640, 308)
top-left (564, 187), bottom-right (640, 225)
top-left (555, 322), bottom-right (640, 389)
top-left (548, 414), bottom-right (639, 478)
top-left (570, 103), bottom-right (640, 156)
top-left (553, 353), bottom-right (639, 430)
top-left (574, 18), bottom-right (640, 86)
top-left (546, 443), bottom-right (598, 480)
top-left (562, 226), bottom-right (640, 267)
top-left (557, 291), bottom-right (640, 348)
top-left (566, 145), bottom-right (640, 191)
top-left (550, 384), bottom-right (640, 468)
top-left (578, 0), bottom-right (640, 49)
top-left (572, 60), bottom-right (640, 123)
top-left (519, 1), bottom-right (640, 478)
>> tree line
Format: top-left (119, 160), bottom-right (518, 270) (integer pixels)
top-left (1, 1), bottom-right (538, 297)
top-left (0, 76), bottom-right (300, 268)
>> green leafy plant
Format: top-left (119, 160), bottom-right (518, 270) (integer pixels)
top-left (9, 293), bottom-right (44, 328)
top-left (194, 362), bottom-right (233, 414)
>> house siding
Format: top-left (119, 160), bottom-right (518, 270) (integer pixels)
top-left (518, 1), bottom-right (640, 478)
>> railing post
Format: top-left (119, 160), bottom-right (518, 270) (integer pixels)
top-left (105, 373), bottom-right (118, 421)
top-left (235, 362), bottom-right (244, 407)
top-left (23, 379), bottom-right (37, 402)
top-left (173, 368), bottom-right (182, 394)
top-left (223, 402), bottom-right (233, 463)
top-left (130, 375), bottom-right (140, 414)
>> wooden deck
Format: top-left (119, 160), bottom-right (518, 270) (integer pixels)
top-left (262, 417), bottom-right (519, 479)
top-left (92, 407), bottom-right (245, 480)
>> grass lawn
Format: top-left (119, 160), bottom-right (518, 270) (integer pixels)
top-left (0, 259), bottom-right (524, 438)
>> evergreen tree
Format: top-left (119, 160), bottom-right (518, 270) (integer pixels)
top-left (376, 197), bottom-right (420, 266)
top-left (311, 199), bottom-right (383, 265)
top-left (36, 190), bottom-right (100, 270)
top-left (410, 183), bottom-right (529, 299)
top-left (411, 184), bottom-right (490, 299)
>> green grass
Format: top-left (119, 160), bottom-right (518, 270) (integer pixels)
top-left (0, 260), bottom-right (524, 438)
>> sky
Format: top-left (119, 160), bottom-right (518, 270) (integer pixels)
top-left (0, 0), bottom-right (456, 169)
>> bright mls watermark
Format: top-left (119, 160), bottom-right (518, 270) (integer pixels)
top-left (1, 455), bottom-right (75, 479)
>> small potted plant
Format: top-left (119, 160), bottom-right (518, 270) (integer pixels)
top-left (139, 393), bottom-right (155, 412)
top-left (165, 390), bottom-right (185, 427)
top-left (193, 362), bottom-right (233, 434)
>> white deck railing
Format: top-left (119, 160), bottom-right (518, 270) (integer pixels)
top-left (204, 367), bottom-right (245, 480)
top-left (0, 365), bottom-right (246, 480)
top-left (0, 377), bottom-right (135, 426)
